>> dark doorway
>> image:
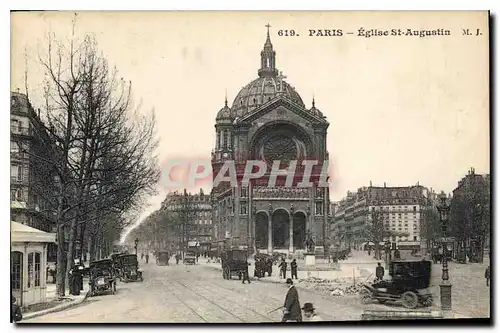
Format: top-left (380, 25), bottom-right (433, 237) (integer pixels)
top-left (272, 209), bottom-right (290, 248)
top-left (255, 212), bottom-right (269, 249)
top-left (293, 212), bottom-right (307, 249)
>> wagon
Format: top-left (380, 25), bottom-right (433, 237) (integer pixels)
top-left (221, 249), bottom-right (248, 280)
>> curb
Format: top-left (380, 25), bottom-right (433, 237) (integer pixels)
top-left (22, 291), bottom-right (90, 321)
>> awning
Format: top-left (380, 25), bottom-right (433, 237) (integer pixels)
top-left (11, 221), bottom-right (56, 243)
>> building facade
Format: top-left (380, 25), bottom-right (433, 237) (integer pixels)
top-left (451, 167), bottom-right (490, 254)
top-left (10, 91), bottom-right (57, 236)
top-left (161, 189), bottom-right (213, 245)
top-left (211, 29), bottom-right (330, 255)
top-left (333, 183), bottom-right (430, 250)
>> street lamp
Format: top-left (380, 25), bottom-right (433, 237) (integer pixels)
top-left (134, 238), bottom-right (139, 255)
top-left (436, 192), bottom-right (452, 311)
top-left (384, 240), bottom-right (391, 267)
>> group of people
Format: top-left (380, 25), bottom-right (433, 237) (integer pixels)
top-left (140, 253), bottom-right (150, 264)
top-left (278, 258), bottom-right (298, 280)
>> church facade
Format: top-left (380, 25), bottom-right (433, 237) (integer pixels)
top-left (211, 28), bottom-right (331, 255)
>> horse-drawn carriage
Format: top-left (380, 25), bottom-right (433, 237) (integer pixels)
top-left (360, 260), bottom-right (434, 309)
top-left (221, 249), bottom-right (249, 280)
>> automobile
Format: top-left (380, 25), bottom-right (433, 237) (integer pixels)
top-left (183, 252), bottom-right (196, 265)
top-left (89, 259), bottom-right (117, 296)
top-left (156, 251), bottom-right (170, 266)
top-left (360, 260), bottom-right (433, 309)
top-left (221, 249), bottom-right (248, 280)
top-left (117, 254), bottom-right (143, 282)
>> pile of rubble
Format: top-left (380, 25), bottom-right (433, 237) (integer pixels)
top-left (297, 276), bottom-right (366, 297)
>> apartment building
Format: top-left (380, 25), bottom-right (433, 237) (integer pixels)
top-left (333, 182), bottom-right (432, 250)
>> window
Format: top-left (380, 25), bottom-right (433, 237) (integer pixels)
top-left (10, 190), bottom-right (16, 201)
top-left (16, 189), bottom-right (23, 201)
top-left (315, 202), bottom-right (323, 215)
top-left (34, 252), bottom-right (41, 287)
top-left (11, 252), bottom-right (22, 290)
top-left (27, 252), bottom-right (34, 288)
top-left (413, 236), bottom-right (418, 241)
top-left (413, 206), bottom-right (417, 212)
top-left (17, 165), bottom-right (23, 181)
top-left (240, 204), bottom-right (247, 215)
top-left (241, 187), bottom-right (248, 198)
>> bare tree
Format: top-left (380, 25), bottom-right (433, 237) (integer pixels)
top-left (25, 27), bottom-right (159, 296)
top-left (363, 210), bottom-right (409, 260)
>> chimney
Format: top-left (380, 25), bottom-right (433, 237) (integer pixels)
top-left (384, 182), bottom-right (386, 187)
top-left (37, 108), bottom-right (40, 117)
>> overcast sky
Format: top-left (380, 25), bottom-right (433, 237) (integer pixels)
top-left (11, 11), bottom-right (489, 237)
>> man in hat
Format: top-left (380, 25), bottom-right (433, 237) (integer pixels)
top-left (302, 302), bottom-right (322, 321)
top-left (279, 259), bottom-right (288, 279)
top-left (282, 278), bottom-right (302, 322)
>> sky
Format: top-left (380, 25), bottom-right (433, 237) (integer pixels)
top-left (10, 11), bottom-right (490, 239)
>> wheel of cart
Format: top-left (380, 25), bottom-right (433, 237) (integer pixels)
top-left (401, 291), bottom-right (419, 309)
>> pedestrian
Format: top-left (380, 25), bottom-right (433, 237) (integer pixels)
top-left (302, 302), bottom-right (322, 321)
top-left (485, 266), bottom-right (490, 287)
top-left (282, 278), bottom-right (302, 322)
top-left (375, 262), bottom-right (384, 282)
top-left (291, 259), bottom-right (298, 279)
top-left (279, 259), bottom-right (287, 279)
top-left (267, 258), bottom-right (273, 277)
top-left (141, 253), bottom-right (144, 260)
top-left (145, 253), bottom-right (149, 264)
top-left (11, 296), bottom-right (22, 322)
top-left (175, 253), bottom-right (180, 264)
top-left (242, 263), bottom-right (251, 284)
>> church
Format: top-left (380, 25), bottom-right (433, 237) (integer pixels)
top-left (211, 26), bottom-right (331, 256)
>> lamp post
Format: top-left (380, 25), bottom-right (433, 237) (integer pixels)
top-left (436, 192), bottom-right (452, 311)
top-left (134, 238), bottom-right (139, 256)
top-left (384, 240), bottom-right (391, 268)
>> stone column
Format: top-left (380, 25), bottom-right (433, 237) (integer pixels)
top-left (41, 244), bottom-right (47, 302)
top-left (267, 211), bottom-right (273, 254)
top-left (289, 211), bottom-right (294, 253)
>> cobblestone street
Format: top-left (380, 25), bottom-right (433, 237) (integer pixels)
top-left (22, 257), bottom-right (490, 323)
top-left (22, 261), bottom-right (386, 323)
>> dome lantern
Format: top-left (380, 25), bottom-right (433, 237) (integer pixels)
top-left (258, 23), bottom-right (278, 78)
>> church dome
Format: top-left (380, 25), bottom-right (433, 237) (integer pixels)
top-left (230, 25), bottom-right (305, 118)
top-left (309, 98), bottom-right (324, 118)
top-left (216, 98), bottom-right (233, 121)
top-left (231, 77), bottom-right (305, 117)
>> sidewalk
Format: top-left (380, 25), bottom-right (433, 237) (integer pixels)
top-left (22, 279), bottom-right (90, 321)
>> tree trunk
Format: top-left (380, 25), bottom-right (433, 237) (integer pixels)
top-left (56, 224), bottom-right (67, 297)
top-left (65, 219), bottom-right (77, 284)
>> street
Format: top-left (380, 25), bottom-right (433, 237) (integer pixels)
top-left (25, 261), bottom-right (385, 323)
top-left (23, 257), bottom-right (490, 323)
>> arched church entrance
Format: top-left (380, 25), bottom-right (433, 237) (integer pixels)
top-left (293, 212), bottom-right (307, 250)
top-left (255, 212), bottom-right (269, 249)
top-left (272, 209), bottom-right (290, 249)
